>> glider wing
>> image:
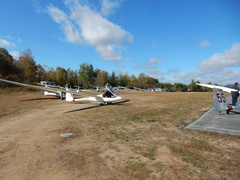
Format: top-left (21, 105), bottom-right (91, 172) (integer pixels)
top-left (196, 83), bottom-right (239, 93)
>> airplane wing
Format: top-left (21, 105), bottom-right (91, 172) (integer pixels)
top-left (0, 78), bottom-right (98, 97)
top-left (196, 83), bottom-right (239, 93)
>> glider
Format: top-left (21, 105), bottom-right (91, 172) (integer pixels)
top-left (197, 83), bottom-right (240, 114)
top-left (196, 83), bottom-right (239, 93)
top-left (0, 78), bottom-right (130, 105)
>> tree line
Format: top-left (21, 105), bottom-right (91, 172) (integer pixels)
top-left (0, 47), bottom-right (204, 91)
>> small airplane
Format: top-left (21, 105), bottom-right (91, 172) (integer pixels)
top-left (197, 83), bottom-right (240, 114)
top-left (0, 78), bottom-right (130, 105)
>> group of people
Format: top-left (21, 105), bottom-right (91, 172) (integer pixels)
top-left (231, 82), bottom-right (240, 105)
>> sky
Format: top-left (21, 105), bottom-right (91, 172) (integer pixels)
top-left (1, 0), bottom-right (240, 85)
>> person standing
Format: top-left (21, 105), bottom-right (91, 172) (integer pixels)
top-left (231, 82), bottom-right (240, 105)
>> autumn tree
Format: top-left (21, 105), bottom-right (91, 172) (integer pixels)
top-left (146, 76), bottom-right (158, 88)
top-left (128, 75), bottom-right (137, 88)
top-left (138, 73), bottom-right (147, 89)
top-left (36, 64), bottom-right (46, 82)
top-left (118, 74), bottom-right (129, 87)
top-left (67, 68), bottom-right (78, 86)
top-left (16, 49), bottom-right (37, 82)
top-left (95, 69), bottom-right (109, 87)
top-left (55, 67), bottom-right (67, 86)
top-left (45, 67), bottom-right (56, 82)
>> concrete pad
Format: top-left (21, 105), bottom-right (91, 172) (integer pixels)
top-left (184, 97), bottom-right (240, 136)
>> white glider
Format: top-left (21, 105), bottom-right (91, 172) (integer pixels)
top-left (196, 83), bottom-right (239, 93)
top-left (0, 78), bottom-right (130, 105)
top-left (197, 83), bottom-right (240, 114)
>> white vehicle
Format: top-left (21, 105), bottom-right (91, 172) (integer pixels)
top-left (0, 78), bottom-right (130, 105)
top-left (197, 83), bottom-right (240, 114)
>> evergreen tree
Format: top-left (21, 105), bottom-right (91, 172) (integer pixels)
top-left (109, 71), bottom-right (118, 87)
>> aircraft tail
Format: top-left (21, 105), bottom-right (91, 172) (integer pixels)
top-left (65, 92), bottom-right (74, 102)
top-left (65, 88), bottom-right (75, 102)
top-left (213, 88), bottom-right (230, 113)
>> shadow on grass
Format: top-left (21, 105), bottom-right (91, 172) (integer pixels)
top-left (21, 97), bottom-right (59, 101)
top-left (64, 100), bottom-right (130, 113)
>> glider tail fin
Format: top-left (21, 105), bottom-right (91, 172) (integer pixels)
top-left (213, 88), bottom-right (228, 112)
top-left (66, 92), bottom-right (74, 102)
top-left (65, 88), bottom-right (75, 102)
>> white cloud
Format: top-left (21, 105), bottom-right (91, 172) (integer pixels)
top-left (9, 51), bottom-right (20, 58)
top-left (0, 39), bottom-right (16, 47)
top-left (199, 43), bottom-right (240, 72)
top-left (174, 68), bottom-right (240, 85)
top-left (48, 7), bottom-right (68, 23)
top-left (148, 58), bottom-right (162, 64)
top-left (133, 58), bottom-right (164, 80)
top-left (47, 0), bottom-right (133, 61)
top-left (171, 43), bottom-right (240, 85)
top-left (32, 0), bottom-right (45, 14)
top-left (115, 69), bottom-right (128, 75)
top-left (199, 40), bottom-right (211, 47)
top-left (101, 0), bottom-right (120, 16)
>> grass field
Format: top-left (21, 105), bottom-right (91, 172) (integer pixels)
top-left (0, 90), bottom-right (239, 179)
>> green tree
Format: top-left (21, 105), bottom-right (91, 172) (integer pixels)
top-left (174, 83), bottom-right (187, 91)
top-left (189, 79), bottom-right (202, 91)
top-left (78, 63), bottom-right (94, 88)
top-left (119, 74), bottom-right (129, 87)
top-left (109, 71), bottom-right (118, 87)
top-left (0, 48), bottom-right (19, 78)
top-left (129, 74), bottom-right (138, 88)
top-left (67, 68), bottom-right (78, 86)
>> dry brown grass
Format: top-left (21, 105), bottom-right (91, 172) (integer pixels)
top-left (0, 90), bottom-right (240, 180)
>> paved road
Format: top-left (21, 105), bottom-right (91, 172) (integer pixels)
top-left (184, 97), bottom-right (240, 136)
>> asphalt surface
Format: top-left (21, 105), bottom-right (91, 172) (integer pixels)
top-left (184, 97), bottom-right (240, 136)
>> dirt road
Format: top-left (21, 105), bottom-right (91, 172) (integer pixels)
top-left (0, 91), bottom-right (239, 180)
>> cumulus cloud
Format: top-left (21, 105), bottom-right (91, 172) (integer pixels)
top-left (0, 39), bottom-right (16, 47)
top-left (174, 68), bottom-right (240, 85)
top-left (172, 43), bottom-right (240, 85)
top-left (199, 43), bottom-right (240, 72)
top-left (47, 0), bottom-right (133, 61)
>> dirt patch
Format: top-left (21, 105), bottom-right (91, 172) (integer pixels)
top-left (0, 91), bottom-right (239, 179)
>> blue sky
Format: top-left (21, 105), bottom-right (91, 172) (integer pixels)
top-left (1, 0), bottom-right (240, 85)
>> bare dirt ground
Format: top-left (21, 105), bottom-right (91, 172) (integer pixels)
top-left (0, 90), bottom-right (239, 180)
